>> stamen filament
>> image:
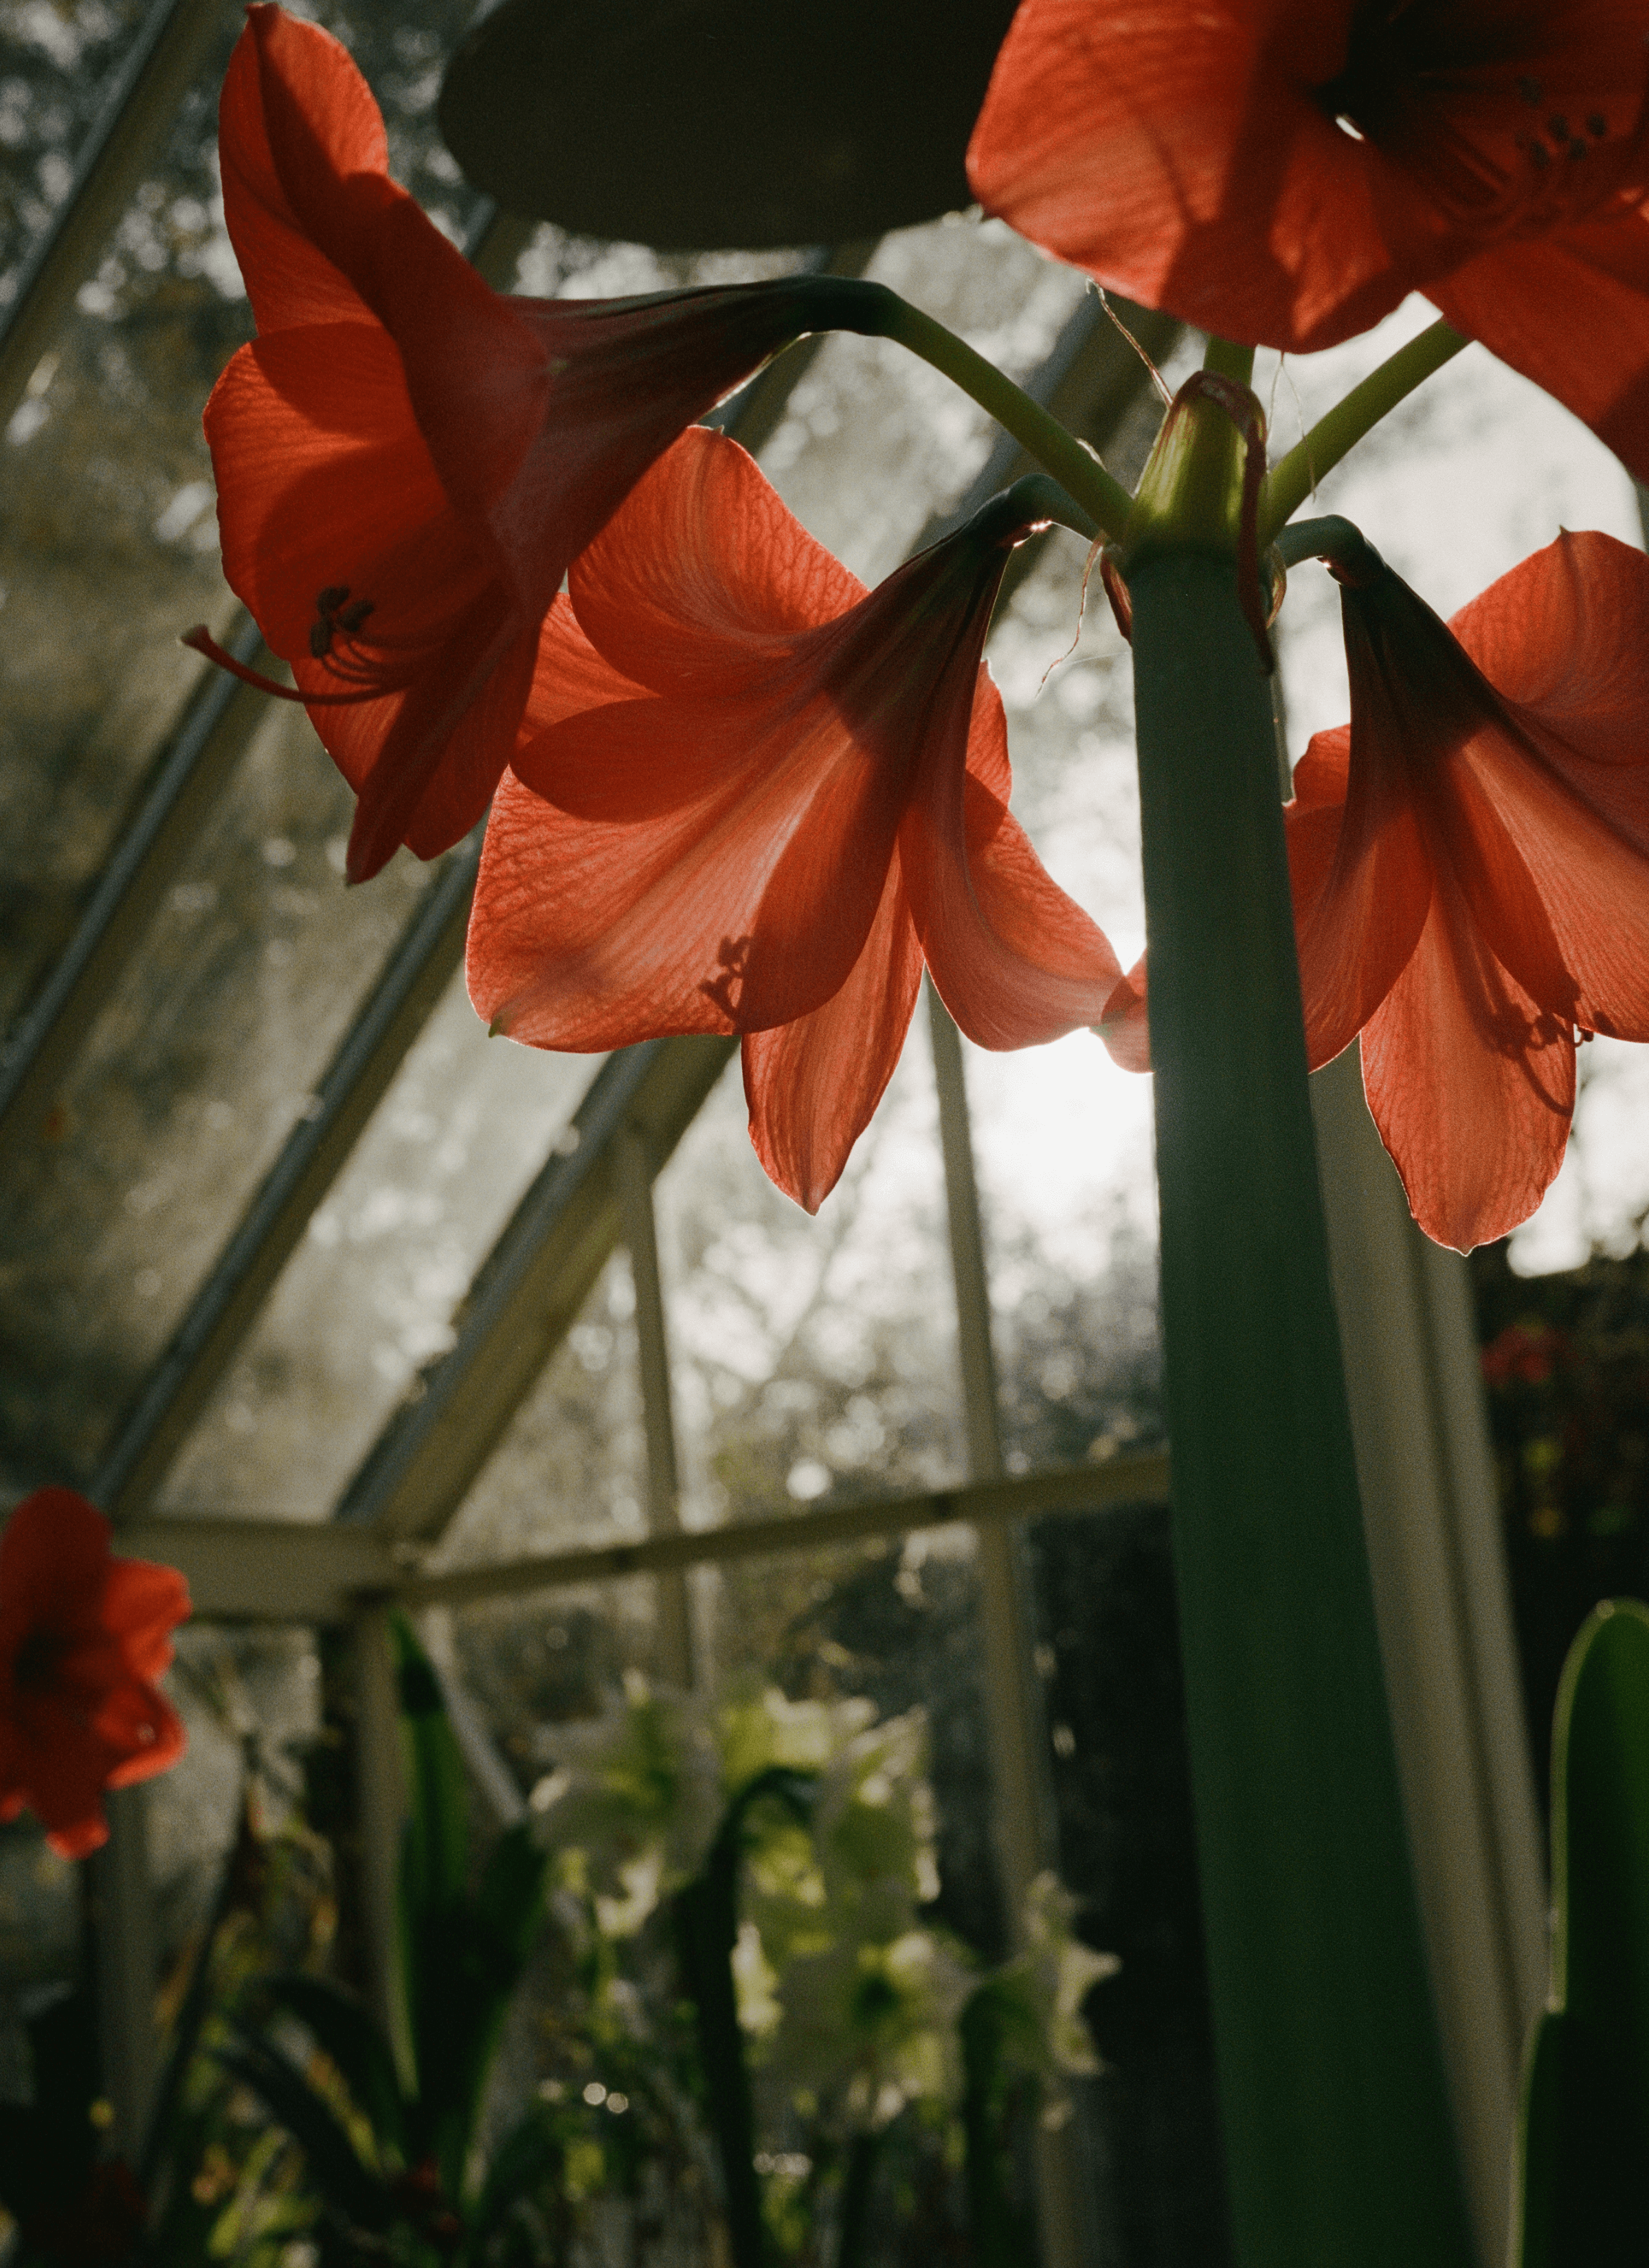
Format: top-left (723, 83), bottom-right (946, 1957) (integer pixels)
top-left (182, 626), bottom-right (395, 705)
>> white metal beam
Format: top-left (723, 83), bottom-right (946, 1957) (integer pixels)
top-left (109, 1454), bottom-right (1170, 1621)
top-left (1311, 1046), bottom-right (1545, 2268)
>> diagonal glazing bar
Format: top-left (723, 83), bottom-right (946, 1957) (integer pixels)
top-left (1, 199), bottom-right (526, 1166)
top-left (0, 0), bottom-right (235, 426)
top-left (326, 291), bottom-right (1176, 1554)
top-left (98, 832), bottom-right (483, 1520)
top-left (0, 611), bottom-right (271, 1150)
top-left (333, 1034), bottom-right (738, 1539)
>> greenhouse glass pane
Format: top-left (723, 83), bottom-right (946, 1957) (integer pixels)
top-left (428, 1252), bottom-right (648, 1569)
top-left (0, 710), bottom-right (430, 1489)
top-left (0, 0), bottom-right (490, 1036)
top-left (152, 971), bottom-right (601, 1520)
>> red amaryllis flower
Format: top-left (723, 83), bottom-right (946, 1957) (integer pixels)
top-left (196, 7), bottom-right (853, 882)
top-left (1284, 527), bottom-right (1649, 1251)
top-left (968, 1), bottom-right (1649, 480)
top-left (0, 1490), bottom-right (190, 1858)
top-left (467, 427), bottom-right (1127, 1210)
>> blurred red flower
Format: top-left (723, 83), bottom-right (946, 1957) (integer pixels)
top-left (1481, 1320), bottom-right (1569, 1386)
top-left (1285, 529), bottom-right (1649, 1250)
top-left (968, 0), bottom-right (1649, 479)
top-left (468, 428), bottom-right (1128, 1210)
top-left (19, 2159), bottom-right (146, 2267)
top-left (198, 7), bottom-right (843, 882)
top-left (0, 1490), bottom-right (190, 1859)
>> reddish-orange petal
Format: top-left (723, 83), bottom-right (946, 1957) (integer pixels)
top-left (339, 593), bottom-right (526, 882)
top-left (1360, 869), bottom-right (1575, 1251)
top-left (1096, 953), bottom-right (1151, 1073)
top-left (1335, 536), bottom-right (1649, 1043)
top-left (218, 5), bottom-right (385, 334)
top-left (966, 0), bottom-right (1416, 352)
top-left (99, 1559), bottom-right (192, 1681)
top-left (566, 427), bottom-right (865, 693)
top-left (743, 863), bottom-right (925, 1213)
top-left (901, 685), bottom-right (1123, 1049)
top-left (1428, 211), bottom-right (1649, 485)
top-left (471, 665), bottom-right (906, 1047)
top-left (234, 8), bottom-right (551, 530)
top-left (1284, 729), bottom-right (1433, 1071)
top-left (0, 1490), bottom-right (108, 1652)
top-left (101, 1688), bottom-right (188, 1786)
top-left (1290, 722), bottom-right (1351, 810)
top-left (11, 1698), bottom-right (121, 1855)
top-left (205, 326), bottom-right (489, 664)
top-left (1450, 532), bottom-right (1649, 785)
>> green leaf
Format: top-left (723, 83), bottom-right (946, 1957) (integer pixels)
top-left (394, 1616), bottom-right (471, 1923)
top-left (1516, 1599), bottom-right (1649, 2266)
top-left (958, 1985), bottom-right (1034, 2264)
top-left (216, 2033), bottom-right (393, 2234)
top-left (469, 2109), bottom-right (564, 2241)
top-left (418, 1827), bottom-right (551, 2201)
top-left (476, 1824), bottom-right (549, 1975)
top-left (259, 1974), bottom-right (407, 2161)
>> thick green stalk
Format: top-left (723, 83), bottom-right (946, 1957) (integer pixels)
top-left (1202, 336), bottom-right (1256, 386)
top-left (1126, 550), bottom-right (1473, 2268)
top-left (1259, 319), bottom-right (1468, 542)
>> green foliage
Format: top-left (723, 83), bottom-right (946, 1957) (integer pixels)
top-left (1516, 1599), bottom-right (1649, 2267)
top-left (673, 1767), bottom-right (818, 2268)
top-left (958, 1984), bottom-right (1037, 2267)
top-left (221, 1619), bottom-right (553, 2265)
top-left (0, 1986), bottom-right (127, 2263)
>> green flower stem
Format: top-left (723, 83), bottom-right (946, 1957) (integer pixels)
top-left (818, 279), bottom-right (1134, 539)
top-left (1272, 513), bottom-right (1380, 577)
top-left (834, 2133), bottom-right (879, 2268)
top-left (1202, 336), bottom-right (1256, 386)
top-left (1003, 472), bottom-right (1100, 544)
top-left (672, 1768), bottom-right (816, 2268)
top-left (1259, 318), bottom-right (1468, 543)
top-left (1125, 549), bottom-right (1474, 2268)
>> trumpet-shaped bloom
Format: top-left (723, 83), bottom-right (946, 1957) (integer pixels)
top-left (1286, 529), bottom-right (1649, 1250)
top-left (0, 1491), bottom-right (190, 1858)
top-left (202, 8), bottom-right (839, 880)
top-left (969, 1), bottom-right (1649, 480)
top-left (468, 428), bottom-right (1125, 1210)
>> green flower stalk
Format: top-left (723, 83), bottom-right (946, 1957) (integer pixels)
top-left (1121, 377), bottom-right (1474, 2268)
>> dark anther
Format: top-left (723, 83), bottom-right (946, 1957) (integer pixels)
top-left (1516, 74), bottom-right (1542, 104)
top-left (1587, 113), bottom-right (1607, 137)
top-left (1547, 113), bottom-right (1569, 140)
top-left (1569, 139), bottom-right (1589, 162)
top-left (310, 583), bottom-right (374, 658)
top-left (1528, 140), bottom-right (1550, 168)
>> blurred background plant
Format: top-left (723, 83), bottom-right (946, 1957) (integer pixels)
top-left (0, 1621), bottom-right (1111, 2267)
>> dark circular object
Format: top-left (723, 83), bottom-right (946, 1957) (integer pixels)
top-left (438, 0), bottom-right (1022, 252)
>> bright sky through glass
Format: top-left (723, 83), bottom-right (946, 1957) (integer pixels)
top-left (953, 292), bottom-right (1644, 1280)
